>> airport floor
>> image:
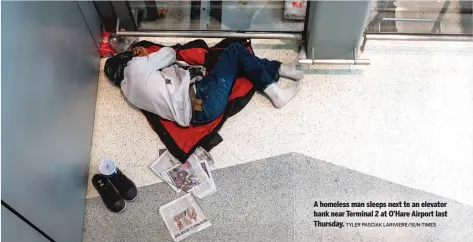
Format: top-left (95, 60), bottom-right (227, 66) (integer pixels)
top-left (84, 37), bottom-right (473, 241)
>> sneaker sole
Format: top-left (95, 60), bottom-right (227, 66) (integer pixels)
top-left (125, 194), bottom-right (138, 202)
top-left (125, 181), bottom-right (138, 202)
top-left (115, 202), bottom-right (126, 214)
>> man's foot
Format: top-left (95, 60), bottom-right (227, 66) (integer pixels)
top-left (263, 81), bottom-right (302, 109)
top-left (279, 63), bottom-right (304, 81)
top-left (105, 168), bottom-right (138, 201)
top-left (92, 174), bottom-right (126, 213)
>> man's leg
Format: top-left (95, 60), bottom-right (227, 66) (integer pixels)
top-left (278, 63), bottom-right (305, 81)
top-left (229, 42), bottom-right (303, 88)
top-left (192, 43), bottom-right (302, 124)
top-left (208, 42), bottom-right (298, 92)
top-left (236, 44), bottom-right (303, 82)
top-left (193, 43), bottom-right (280, 124)
top-left (227, 43), bottom-right (303, 109)
top-left (191, 44), bottom-right (241, 124)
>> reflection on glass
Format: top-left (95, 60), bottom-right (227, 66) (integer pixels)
top-left (365, 0), bottom-right (472, 35)
top-left (130, 1), bottom-right (306, 32)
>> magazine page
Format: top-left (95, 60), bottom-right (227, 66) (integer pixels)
top-left (159, 193), bottom-right (211, 242)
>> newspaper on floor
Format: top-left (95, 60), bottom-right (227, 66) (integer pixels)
top-left (150, 147), bottom-right (216, 198)
top-left (160, 193), bottom-right (211, 242)
top-left (150, 150), bottom-right (182, 192)
top-left (193, 147), bottom-right (215, 168)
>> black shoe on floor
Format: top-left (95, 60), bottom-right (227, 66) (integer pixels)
top-left (92, 174), bottom-right (126, 213)
top-left (106, 168), bottom-right (137, 201)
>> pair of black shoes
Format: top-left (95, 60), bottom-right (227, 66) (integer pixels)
top-left (92, 168), bottom-right (137, 213)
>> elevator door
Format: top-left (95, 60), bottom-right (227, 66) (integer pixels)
top-left (1, 2), bottom-right (99, 241)
top-left (2, 206), bottom-right (50, 242)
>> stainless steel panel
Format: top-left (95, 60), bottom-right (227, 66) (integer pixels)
top-left (365, 33), bottom-right (473, 41)
top-left (298, 58), bottom-right (370, 65)
top-left (305, 0), bottom-right (371, 59)
top-left (116, 29), bottom-right (302, 39)
top-left (78, 1), bottom-right (102, 49)
top-left (111, 1), bottom-right (137, 30)
top-left (1, 206), bottom-right (50, 242)
top-left (1, 2), bottom-right (99, 241)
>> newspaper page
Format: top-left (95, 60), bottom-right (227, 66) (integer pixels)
top-left (150, 151), bottom-right (182, 192)
top-left (160, 193), bottom-right (211, 242)
top-left (162, 162), bottom-right (201, 192)
top-left (151, 147), bottom-right (216, 197)
top-left (193, 147), bottom-right (215, 168)
top-left (187, 155), bottom-right (216, 198)
top-left (160, 155), bottom-right (216, 198)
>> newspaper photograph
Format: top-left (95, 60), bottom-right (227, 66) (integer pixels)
top-left (160, 156), bottom-right (216, 198)
top-left (160, 193), bottom-right (211, 242)
top-left (150, 150), bottom-right (182, 192)
top-left (151, 147), bottom-right (217, 197)
top-left (187, 155), bottom-right (216, 198)
top-left (193, 147), bottom-right (215, 168)
top-left (163, 162), bottom-right (201, 192)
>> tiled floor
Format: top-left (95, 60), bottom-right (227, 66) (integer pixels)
top-left (86, 38), bottom-right (473, 209)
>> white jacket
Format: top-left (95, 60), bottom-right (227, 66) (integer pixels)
top-left (121, 47), bottom-right (192, 127)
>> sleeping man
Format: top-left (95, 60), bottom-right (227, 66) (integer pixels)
top-left (120, 42), bottom-right (304, 127)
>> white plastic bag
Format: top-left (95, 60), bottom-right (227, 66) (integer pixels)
top-left (108, 33), bottom-right (138, 53)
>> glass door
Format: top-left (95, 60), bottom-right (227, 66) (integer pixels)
top-left (365, 0), bottom-right (472, 35)
top-left (127, 1), bottom-right (306, 33)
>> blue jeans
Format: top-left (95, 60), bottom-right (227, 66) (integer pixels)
top-left (191, 43), bottom-right (280, 124)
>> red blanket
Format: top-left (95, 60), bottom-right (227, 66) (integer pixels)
top-left (134, 38), bottom-right (256, 162)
